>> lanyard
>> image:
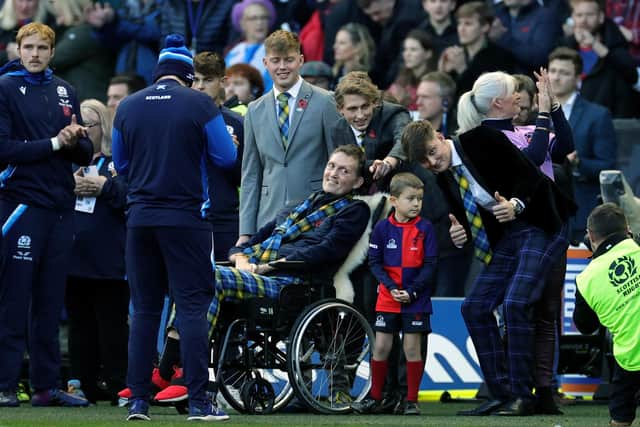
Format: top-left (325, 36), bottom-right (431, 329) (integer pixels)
top-left (95, 157), bottom-right (105, 171)
top-left (187, 0), bottom-right (205, 52)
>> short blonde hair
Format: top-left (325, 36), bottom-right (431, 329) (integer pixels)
top-left (334, 71), bottom-right (381, 109)
top-left (16, 22), bottom-right (55, 48)
top-left (264, 29), bottom-right (300, 55)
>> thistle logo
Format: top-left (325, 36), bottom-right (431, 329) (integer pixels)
top-left (608, 256), bottom-right (637, 286)
top-left (17, 235), bottom-right (31, 249)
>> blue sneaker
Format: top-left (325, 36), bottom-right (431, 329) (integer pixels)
top-left (31, 389), bottom-right (89, 407)
top-left (127, 399), bottom-right (151, 421)
top-left (0, 391), bottom-right (19, 407)
top-left (187, 401), bottom-right (229, 421)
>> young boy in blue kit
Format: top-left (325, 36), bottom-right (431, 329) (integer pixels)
top-left (352, 172), bottom-right (438, 416)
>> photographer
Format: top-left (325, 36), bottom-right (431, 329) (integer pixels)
top-left (574, 203), bottom-right (640, 427)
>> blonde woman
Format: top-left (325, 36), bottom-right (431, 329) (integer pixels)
top-left (332, 22), bottom-right (375, 84)
top-left (65, 99), bottom-right (129, 404)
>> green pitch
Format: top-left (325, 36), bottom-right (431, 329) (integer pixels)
top-left (0, 401), bottom-right (612, 427)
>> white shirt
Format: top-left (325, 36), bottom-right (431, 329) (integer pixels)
top-left (449, 140), bottom-right (497, 210)
top-left (561, 91), bottom-right (578, 120)
top-left (273, 77), bottom-right (303, 127)
top-left (350, 125), bottom-right (366, 147)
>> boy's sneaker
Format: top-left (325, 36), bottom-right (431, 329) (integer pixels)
top-left (31, 389), bottom-right (89, 407)
top-left (127, 399), bottom-right (151, 421)
top-left (187, 401), bottom-right (229, 421)
top-left (350, 397), bottom-right (384, 414)
top-left (403, 401), bottom-right (420, 415)
top-left (0, 391), bottom-right (19, 407)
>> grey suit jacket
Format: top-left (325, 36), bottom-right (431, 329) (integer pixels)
top-left (239, 80), bottom-right (341, 235)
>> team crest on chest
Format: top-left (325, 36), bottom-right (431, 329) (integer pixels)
top-left (56, 86), bottom-right (68, 98)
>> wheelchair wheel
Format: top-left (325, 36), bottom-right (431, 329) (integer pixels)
top-left (241, 376), bottom-right (275, 414)
top-left (216, 319), bottom-right (295, 414)
top-left (287, 299), bottom-right (374, 414)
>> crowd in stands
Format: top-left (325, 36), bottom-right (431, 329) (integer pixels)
top-left (0, 0), bottom-right (638, 422)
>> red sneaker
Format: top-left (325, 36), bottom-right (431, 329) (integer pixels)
top-left (154, 385), bottom-right (188, 402)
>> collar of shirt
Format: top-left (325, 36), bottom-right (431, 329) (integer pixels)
top-left (273, 76), bottom-right (303, 104)
top-left (273, 76), bottom-right (303, 124)
top-left (561, 91), bottom-right (578, 120)
top-left (350, 125), bottom-right (366, 145)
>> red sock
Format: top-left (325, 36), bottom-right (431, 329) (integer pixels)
top-left (370, 359), bottom-right (388, 401)
top-left (406, 360), bottom-right (424, 403)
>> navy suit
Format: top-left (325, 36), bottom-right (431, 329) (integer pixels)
top-left (567, 95), bottom-right (617, 241)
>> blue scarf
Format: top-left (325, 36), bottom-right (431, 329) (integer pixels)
top-left (0, 59), bottom-right (53, 85)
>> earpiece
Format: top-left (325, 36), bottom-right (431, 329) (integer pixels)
top-left (442, 98), bottom-right (449, 111)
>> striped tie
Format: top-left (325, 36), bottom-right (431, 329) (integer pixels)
top-left (277, 92), bottom-right (291, 149)
top-left (357, 133), bottom-right (366, 153)
top-left (452, 165), bottom-right (492, 264)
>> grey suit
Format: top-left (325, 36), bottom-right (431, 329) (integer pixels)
top-left (240, 79), bottom-right (341, 235)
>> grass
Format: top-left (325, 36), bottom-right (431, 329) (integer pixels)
top-left (0, 401), bottom-right (612, 427)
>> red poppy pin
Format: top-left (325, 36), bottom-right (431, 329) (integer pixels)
top-left (368, 129), bottom-right (376, 139)
top-left (297, 99), bottom-right (308, 110)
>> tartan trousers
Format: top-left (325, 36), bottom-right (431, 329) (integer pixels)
top-left (169, 266), bottom-right (303, 337)
top-left (461, 221), bottom-right (568, 401)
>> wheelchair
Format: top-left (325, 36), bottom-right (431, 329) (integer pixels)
top-left (210, 266), bottom-right (375, 415)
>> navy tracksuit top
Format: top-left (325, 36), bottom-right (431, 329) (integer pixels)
top-left (0, 67), bottom-right (93, 209)
top-left (112, 78), bottom-right (237, 229)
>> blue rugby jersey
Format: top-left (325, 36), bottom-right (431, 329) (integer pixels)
top-left (369, 214), bottom-right (438, 314)
top-left (112, 78), bottom-right (237, 229)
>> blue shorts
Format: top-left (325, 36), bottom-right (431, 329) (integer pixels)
top-left (373, 311), bottom-right (431, 334)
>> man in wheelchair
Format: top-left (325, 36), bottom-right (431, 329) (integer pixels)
top-left (131, 144), bottom-right (372, 408)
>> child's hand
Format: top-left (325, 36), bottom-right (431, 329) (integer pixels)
top-left (390, 289), bottom-right (411, 304)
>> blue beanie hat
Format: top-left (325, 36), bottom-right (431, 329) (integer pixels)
top-left (152, 34), bottom-right (194, 86)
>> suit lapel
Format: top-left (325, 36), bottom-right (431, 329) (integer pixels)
top-left (286, 81), bottom-right (313, 151)
top-left (569, 96), bottom-right (585, 129)
top-left (264, 91), bottom-right (283, 152)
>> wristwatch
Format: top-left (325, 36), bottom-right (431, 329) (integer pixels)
top-left (510, 198), bottom-right (524, 215)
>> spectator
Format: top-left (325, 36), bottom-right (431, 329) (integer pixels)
top-left (418, 0), bottom-right (458, 57)
top-left (299, 0), bottom-right (341, 62)
top-left (606, 0), bottom-right (640, 63)
top-left (401, 120), bottom-right (574, 416)
top-left (223, 63), bottom-right (264, 116)
top-left (106, 73), bottom-right (146, 113)
top-left (66, 99), bottom-right (128, 405)
top-left (351, 173), bottom-right (437, 416)
top-left (512, 73), bottom-right (537, 125)
top-left (238, 30), bottom-right (341, 244)
top-left (387, 29), bottom-right (436, 111)
top-left (547, 46), bottom-right (617, 242)
top-left (193, 51), bottom-right (244, 262)
top-left (415, 71), bottom-right (457, 137)
top-left (84, 0), bottom-right (162, 85)
top-left (573, 203), bottom-right (640, 427)
top-left (300, 60), bottom-right (334, 90)
top-left (0, 22), bottom-right (92, 408)
top-left (332, 22), bottom-right (375, 84)
top-left (491, 0), bottom-right (562, 74)
top-left (159, 0), bottom-right (235, 54)
top-left (0, 0), bottom-right (52, 65)
top-left (322, 0), bottom-right (427, 89)
top-left (111, 34), bottom-right (236, 421)
top-left (331, 71), bottom-right (410, 194)
top-left (48, 0), bottom-right (115, 102)
top-left (225, 0), bottom-right (277, 93)
top-left (559, 0), bottom-right (639, 118)
top-left (439, 1), bottom-right (515, 97)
